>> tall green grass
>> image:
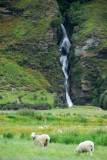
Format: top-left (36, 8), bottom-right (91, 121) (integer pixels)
top-left (0, 138), bottom-right (107, 160)
top-left (2, 129), bottom-right (107, 146)
top-left (49, 129), bottom-right (107, 146)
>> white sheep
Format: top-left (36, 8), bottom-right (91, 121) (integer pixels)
top-left (38, 125), bottom-right (48, 129)
top-left (31, 132), bottom-right (50, 147)
top-left (75, 140), bottom-right (94, 155)
top-left (58, 129), bottom-right (62, 134)
top-left (44, 125), bottom-right (48, 129)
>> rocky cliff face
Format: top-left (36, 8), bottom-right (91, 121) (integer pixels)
top-left (68, 0), bottom-right (107, 107)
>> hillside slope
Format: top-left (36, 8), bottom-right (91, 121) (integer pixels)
top-left (0, 0), bottom-right (65, 107)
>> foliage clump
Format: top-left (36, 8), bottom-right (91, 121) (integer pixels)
top-left (49, 129), bottom-right (107, 146)
top-left (100, 90), bottom-right (107, 110)
top-left (3, 131), bottom-right (14, 139)
top-left (50, 18), bottom-right (62, 28)
top-left (4, 103), bottom-right (52, 110)
top-left (20, 132), bottom-right (25, 139)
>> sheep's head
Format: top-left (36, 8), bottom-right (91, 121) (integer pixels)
top-left (44, 125), bottom-right (48, 129)
top-left (75, 148), bottom-right (80, 154)
top-left (31, 132), bottom-right (37, 140)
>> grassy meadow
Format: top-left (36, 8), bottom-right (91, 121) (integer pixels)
top-left (0, 139), bottom-right (107, 160)
top-left (0, 106), bottom-right (107, 159)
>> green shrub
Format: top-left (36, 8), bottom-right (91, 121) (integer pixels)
top-left (0, 95), bottom-right (3, 99)
top-left (79, 116), bottom-right (88, 123)
top-left (18, 109), bottom-right (45, 120)
top-left (46, 115), bottom-right (58, 121)
top-left (7, 115), bottom-right (16, 119)
top-left (33, 94), bottom-right (37, 100)
top-left (49, 129), bottom-right (107, 146)
top-left (18, 109), bottom-right (35, 117)
top-left (26, 134), bottom-right (31, 141)
top-left (2, 48), bottom-right (6, 54)
top-left (73, 116), bottom-right (80, 122)
top-left (57, 103), bottom-right (68, 108)
top-left (96, 134), bottom-right (107, 146)
top-left (59, 131), bottom-right (79, 144)
top-left (100, 90), bottom-right (107, 110)
top-left (0, 104), bottom-right (7, 110)
top-left (20, 132), bottom-right (25, 139)
top-left (101, 115), bottom-right (107, 119)
top-left (50, 18), bottom-right (62, 28)
top-left (3, 131), bottom-right (14, 139)
top-left (17, 56), bottom-right (28, 66)
top-left (96, 129), bottom-right (106, 135)
top-left (58, 134), bottom-right (72, 144)
top-left (49, 134), bottom-right (58, 143)
top-left (92, 98), bottom-right (99, 107)
top-left (36, 114), bottom-right (45, 120)
top-left (5, 103), bottom-right (52, 110)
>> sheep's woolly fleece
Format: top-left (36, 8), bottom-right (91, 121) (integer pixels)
top-left (76, 140), bottom-right (94, 155)
top-left (58, 129), bottom-right (62, 133)
top-left (38, 126), bottom-right (48, 129)
top-left (31, 132), bottom-right (50, 147)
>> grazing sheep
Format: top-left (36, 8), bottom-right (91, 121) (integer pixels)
top-left (38, 126), bottom-right (48, 129)
top-left (58, 129), bottom-right (62, 134)
top-left (44, 125), bottom-right (48, 129)
top-left (31, 132), bottom-right (50, 147)
top-left (75, 140), bottom-right (94, 156)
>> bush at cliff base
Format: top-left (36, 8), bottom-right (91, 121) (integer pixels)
top-left (100, 90), bottom-right (107, 110)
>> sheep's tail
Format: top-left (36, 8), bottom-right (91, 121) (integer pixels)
top-left (44, 139), bottom-right (49, 147)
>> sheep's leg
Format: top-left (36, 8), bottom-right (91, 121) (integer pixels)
top-left (46, 140), bottom-right (49, 146)
top-left (44, 139), bottom-right (49, 147)
top-left (44, 143), bottom-right (46, 147)
top-left (90, 151), bottom-right (92, 156)
top-left (39, 142), bottom-right (44, 147)
top-left (41, 144), bottom-right (44, 147)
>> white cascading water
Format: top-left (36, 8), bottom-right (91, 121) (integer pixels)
top-left (60, 24), bottom-right (73, 107)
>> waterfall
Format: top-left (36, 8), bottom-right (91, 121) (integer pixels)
top-left (60, 55), bottom-right (68, 79)
top-left (60, 24), bottom-right (73, 107)
top-left (60, 24), bottom-right (71, 55)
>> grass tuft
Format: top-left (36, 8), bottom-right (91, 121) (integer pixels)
top-left (3, 131), bottom-right (14, 139)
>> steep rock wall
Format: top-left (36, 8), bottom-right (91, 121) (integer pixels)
top-left (68, 0), bottom-right (107, 107)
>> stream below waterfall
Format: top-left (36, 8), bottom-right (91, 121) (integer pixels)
top-left (60, 24), bottom-right (73, 107)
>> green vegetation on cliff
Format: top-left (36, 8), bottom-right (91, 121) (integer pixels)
top-left (66, 0), bottom-right (107, 108)
top-left (0, 0), bottom-right (64, 108)
top-left (68, 0), bottom-right (107, 49)
top-left (0, 55), bottom-right (55, 107)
